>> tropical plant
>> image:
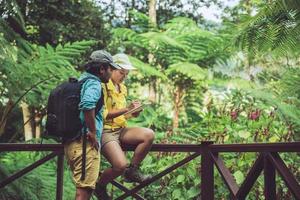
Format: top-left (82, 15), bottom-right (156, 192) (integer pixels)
top-left (0, 149), bottom-right (75, 200)
top-left (235, 0), bottom-right (300, 55)
top-left (110, 16), bottom-right (230, 132)
top-left (0, 16), bottom-right (96, 141)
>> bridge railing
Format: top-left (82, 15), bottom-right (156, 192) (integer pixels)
top-left (0, 144), bottom-right (64, 200)
top-left (0, 142), bottom-right (300, 200)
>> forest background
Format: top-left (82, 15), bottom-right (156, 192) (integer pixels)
top-left (0, 0), bottom-right (300, 199)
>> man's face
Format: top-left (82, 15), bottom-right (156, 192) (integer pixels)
top-left (99, 65), bottom-right (113, 83)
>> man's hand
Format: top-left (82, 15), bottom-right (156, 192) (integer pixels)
top-left (86, 131), bottom-right (99, 151)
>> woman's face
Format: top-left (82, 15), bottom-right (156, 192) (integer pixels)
top-left (111, 69), bottom-right (129, 84)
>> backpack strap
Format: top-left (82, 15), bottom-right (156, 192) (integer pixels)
top-left (104, 83), bottom-right (113, 106)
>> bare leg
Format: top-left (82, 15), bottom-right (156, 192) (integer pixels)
top-left (97, 141), bottom-right (127, 186)
top-left (75, 187), bottom-right (92, 200)
top-left (121, 127), bottom-right (154, 166)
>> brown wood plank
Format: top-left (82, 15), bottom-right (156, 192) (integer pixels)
top-left (211, 142), bottom-right (300, 152)
top-left (0, 152), bottom-right (58, 188)
top-left (264, 154), bottom-right (276, 200)
top-left (115, 152), bottom-right (201, 200)
top-left (123, 144), bottom-right (203, 152)
top-left (201, 141), bottom-right (214, 200)
top-left (56, 153), bottom-right (64, 200)
top-left (111, 180), bottom-right (145, 200)
top-left (211, 153), bottom-right (239, 198)
top-left (0, 143), bottom-right (64, 151)
top-left (236, 153), bottom-right (264, 200)
top-left (267, 152), bottom-right (300, 199)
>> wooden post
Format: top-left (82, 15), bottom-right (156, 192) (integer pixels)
top-left (56, 152), bottom-right (64, 200)
top-left (201, 141), bottom-right (214, 200)
top-left (264, 153), bottom-right (276, 200)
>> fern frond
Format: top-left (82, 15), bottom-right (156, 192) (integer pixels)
top-left (128, 56), bottom-right (167, 80)
top-left (166, 62), bottom-right (207, 81)
top-left (235, 0), bottom-right (300, 55)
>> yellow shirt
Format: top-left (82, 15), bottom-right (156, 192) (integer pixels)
top-left (102, 79), bottom-right (127, 130)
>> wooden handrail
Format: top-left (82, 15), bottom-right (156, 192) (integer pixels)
top-left (0, 141), bottom-right (300, 200)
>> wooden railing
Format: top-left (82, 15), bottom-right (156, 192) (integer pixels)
top-left (0, 142), bottom-right (300, 200)
top-left (0, 144), bottom-right (64, 199)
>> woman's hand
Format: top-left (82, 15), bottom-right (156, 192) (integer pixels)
top-left (131, 110), bottom-right (142, 117)
top-left (128, 100), bottom-right (141, 111)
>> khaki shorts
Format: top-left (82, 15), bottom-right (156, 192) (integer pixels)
top-left (101, 128), bottom-right (126, 148)
top-left (64, 138), bottom-right (100, 189)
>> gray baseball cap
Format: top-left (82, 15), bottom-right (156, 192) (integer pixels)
top-left (89, 50), bottom-right (121, 69)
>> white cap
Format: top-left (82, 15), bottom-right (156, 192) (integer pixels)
top-left (113, 53), bottom-right (136, 70)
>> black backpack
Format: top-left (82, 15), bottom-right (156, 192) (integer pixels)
top-left (45, 77), bottom-right (104, 142)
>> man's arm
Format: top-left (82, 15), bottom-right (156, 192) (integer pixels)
top-left (79, 79), bottom-right (102, 150)
top-left (83, 109), bottom-right (99, 150)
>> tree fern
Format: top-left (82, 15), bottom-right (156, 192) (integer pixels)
top-left (166, 62), bottom-right (206, 82)
top-left (279, 68), bottom-right (300, 100)
top-left (128, 56), bottom-right (167, 80)
top-left (111, 17), bottom-right (228, 68)
top-left (236, 0), bottom-right (300, 55)
top-left (1, 29), bottom-right (95, 106)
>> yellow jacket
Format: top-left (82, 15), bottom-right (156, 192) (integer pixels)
top-left (102, 79), bottom-right (127, 130)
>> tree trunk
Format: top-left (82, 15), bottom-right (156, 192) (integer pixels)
top-left (148, 79), bottom-right (157, 102)
top-left (148, 0), bottom-right (157, 28)
top-left (172, 86), bottom-right (184, 133)
top-left (34, 110), bottom-right (42, 139)
top-left (20, 102), bottom-right (33, 141)
top-left (0, 99), bottom-right (14, 136)
top-left (148, 0), bottom-right (157, 102)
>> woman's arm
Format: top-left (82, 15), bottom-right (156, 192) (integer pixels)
top-left (106, 108), bottom-right (129, 119)
top-left (106, 101), bottom-right (141, 120)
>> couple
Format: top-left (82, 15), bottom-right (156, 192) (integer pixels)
top-left (64, 50), bottom-right (155, 200)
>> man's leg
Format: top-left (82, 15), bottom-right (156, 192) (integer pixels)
top-left (121, 127), bottom-right (154, 166)
top-left (76, 187), bottom-right (93, 200)
top-left (65, 140), bottom-right (100, 200)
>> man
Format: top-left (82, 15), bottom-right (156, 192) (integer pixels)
top-left (64, 50), bottom-right (121, 200)
top-left (95, 53), bottom-right (154, 200)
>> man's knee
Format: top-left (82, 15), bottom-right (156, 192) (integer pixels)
top-left (76, 187), bottom-right (92, 200)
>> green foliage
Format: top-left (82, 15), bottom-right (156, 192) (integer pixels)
top-left (166, 62), bottom-right (206, 83)
top-left (1, 2), bottom-right (300, 200)
top-left (249, 89), bottom-right (300, 131)
top-left (128, 56), bottom-right (167, 80)
top-left (129, 9), bottom-right (150, 32)
top-left (0, 0), bottom-right (26, 37)
top-left (20, 0), bottom-right (110, 46)
top-left (111, 16), bottom-right (229, 68)
top-left (0, 150), bottom-right (75, 200)
top-left (280, 68), bottom-right (300, 100)
top-left (127, 104), bottom-right (172, 132)
top-left (236, 0), bottom-right (300, 55)
top-left (0, 16), bottom-right (95, 106)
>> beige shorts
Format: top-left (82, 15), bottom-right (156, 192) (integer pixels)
top-left (101, 128), bottom-right (126, 148)
top-left (64, 138), bottom-right (100, 189)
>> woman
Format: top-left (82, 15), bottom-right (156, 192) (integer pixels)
top-left (95, 53), bottom-right (155, 200)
